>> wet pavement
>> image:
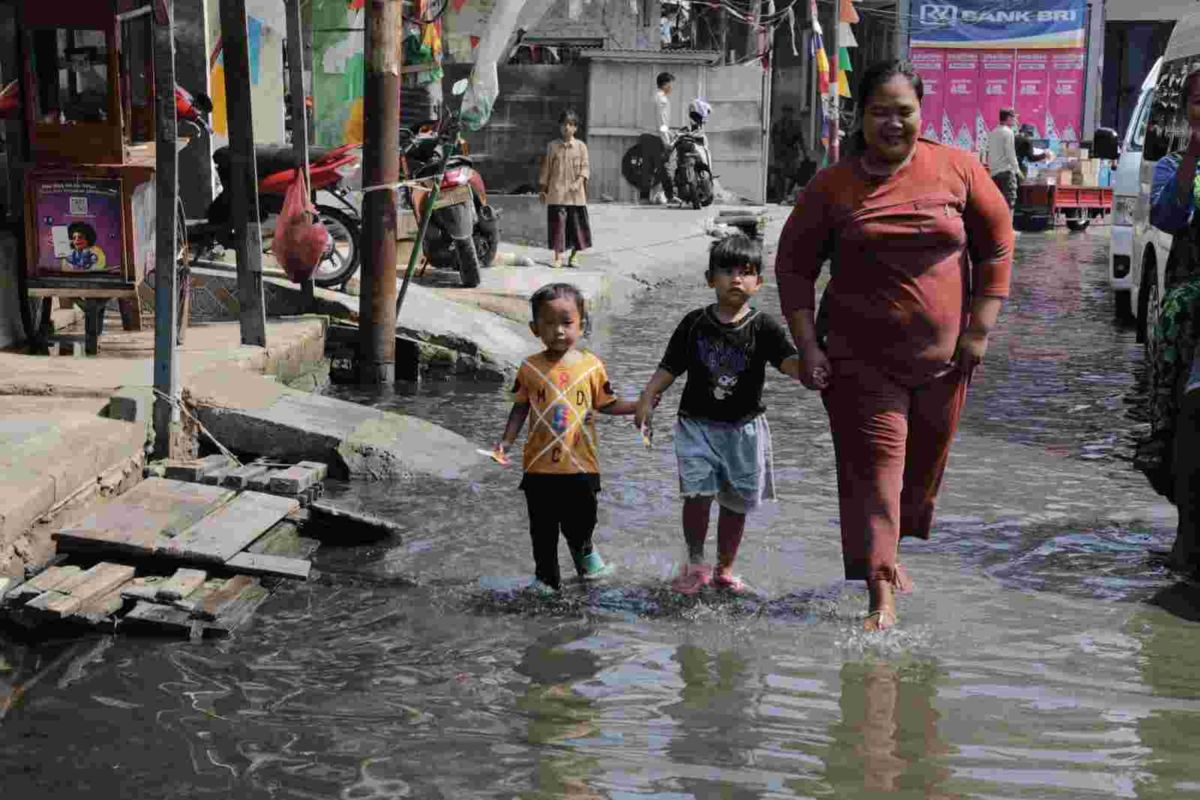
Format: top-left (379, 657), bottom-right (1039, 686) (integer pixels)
top-left (2, 227), bottom-right (1199, 800)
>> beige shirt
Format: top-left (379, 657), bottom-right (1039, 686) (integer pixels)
top-left (986, 124), bottom-right (1020, 176)
top-left (538, 138), bottom-right (590, 206)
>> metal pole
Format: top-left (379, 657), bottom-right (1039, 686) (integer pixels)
top-left (358, 0), bottom-right (401, 385)
top-left (1082, 0), bottom-right (1104, 141)
top-left (894, 0), bottom-right (910, 60)
top-left (828, 0), bottom-right (840, 163)
top-left (285, 0), bottom-right (314, 309)
top-left (152, 0), bottom-right (180, 460)
top-left (219, 0), bottom-right (267, 347)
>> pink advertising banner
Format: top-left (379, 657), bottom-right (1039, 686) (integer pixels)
top-left (1047, 49), bottom-right (1086, 142)
top-left (944, 51), bottom-right (981, 151)
top-left (1014, 50), bottom-right (1050, 139)
top-left (909, 48), bottom-right (946, 144)
top-left (978, 51), bottom-right (1016, 139)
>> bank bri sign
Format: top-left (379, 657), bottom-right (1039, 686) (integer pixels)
top-left (911, 0), bottom-right (1087, 49)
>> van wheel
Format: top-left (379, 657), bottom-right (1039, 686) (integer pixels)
top-left (1114, 290), bottom-right (1133, 323)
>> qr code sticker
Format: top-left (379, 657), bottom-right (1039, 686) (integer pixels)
top-left (69, 196), bottom-right (88, 215)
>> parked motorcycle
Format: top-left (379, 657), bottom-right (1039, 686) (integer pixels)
top-left (397, 81), bottom-right (499, 289)
top-left (190, 143), bottom-right (363, 288)
top-left (672, 98), bottom-right (715, 210)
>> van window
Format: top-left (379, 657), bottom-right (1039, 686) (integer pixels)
top-left (1145, 57), bottom-right (1200, 161)
top-left (1129, 88), bottom-right (1154, 152)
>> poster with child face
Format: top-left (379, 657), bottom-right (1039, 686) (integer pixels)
top-left (32, 178), bottom-right (123, 278)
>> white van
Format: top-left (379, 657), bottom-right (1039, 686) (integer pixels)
top-left (1130, 10), bottom-right (1200, 347)
top-left (1109, 57), bottom-right (1161, 321)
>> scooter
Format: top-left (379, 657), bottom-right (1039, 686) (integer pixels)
top-left (398, 86), bottom-right (499, 288)
top-left (189, 143), bottom-right (363, 288)
top-left (672, 98), bottom-right (715, 210)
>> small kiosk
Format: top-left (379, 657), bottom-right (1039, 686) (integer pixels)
top-left (18, 0), bottom-right (164, 352)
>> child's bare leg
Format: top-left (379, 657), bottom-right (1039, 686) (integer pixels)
top-left (715, 506), bottom-right (746, 570)
top-left (865, 579), bottom-right (897, 631)
top-left (682, 496), bottom-right (713, 563)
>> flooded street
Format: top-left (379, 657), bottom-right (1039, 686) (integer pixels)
top-left (4, 228), bottom-right (1200, 799)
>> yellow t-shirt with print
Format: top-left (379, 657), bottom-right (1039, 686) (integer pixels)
top-left (513, 350), bottom-right (618, 474)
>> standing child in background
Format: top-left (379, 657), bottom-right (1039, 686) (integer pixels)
top-left (497, 283), bottom-right (637, 596)
top-left (538, 109), bottom-right (592, 268)
top-left (635, 234), bottom-right (806, 594)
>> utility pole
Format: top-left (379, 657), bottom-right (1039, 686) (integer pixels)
top-left (152, 0), bottom-right (180, 459)
top-left (827, 0), bottom-right (840, 163)
top-left (358, 0), bottom-right (401, 384)
top-left (219, 0), bottom-right (267, 347)
top-left (285, 0), bottom-right (314, 310)
top-left (894, 0), bottom-right (910, 60)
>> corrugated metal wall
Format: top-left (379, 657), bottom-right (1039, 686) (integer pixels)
top-left (447, 63), bottom-right (590, 194)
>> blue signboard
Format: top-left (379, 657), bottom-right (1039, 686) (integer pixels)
top-left (910, 0), bottom-right (1087, 49)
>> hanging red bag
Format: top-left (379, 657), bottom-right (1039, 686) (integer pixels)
top-left (273, 170), bottom-right (331, 283)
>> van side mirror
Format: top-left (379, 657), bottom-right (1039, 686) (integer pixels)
top-left (1093, 127), bottom-right (1120, 160)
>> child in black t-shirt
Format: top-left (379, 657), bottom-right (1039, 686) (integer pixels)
top-left (634, 234), bottom-right (807, 594)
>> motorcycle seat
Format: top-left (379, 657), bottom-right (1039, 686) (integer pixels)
top-left (212, 145), bottom-right (336, 184)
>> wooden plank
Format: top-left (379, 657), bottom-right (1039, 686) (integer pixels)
top-left (220, 463), bottom-right (271, 490)
top-left (70, 585), bottom-right (129, 626)
top-left (195, 575), bottom-right (257, 621)
top-left (164, 455), bottom-right (235, 483)
top-left (26, 563), bottom-right (136, 617)
top-left (308, 500), bottom-right (405, 539)
top-left (225, 552), bottom-right (311, 580)
top-left (268, 463), bottom-right (324, 495)
top-left (6, 566), bottom-right (83, 602)
top-left (246, 518), bottom-right (319, 559)
top-left (157, 491), bottom-right (299, 563)
top-left (122, 600), bottom-right (196, 633)
top-left (155, 568), bottom-right (207, 601)
top-left (120, 575), bottom-right (168, 601)
top-left (54, 479), bottom-right (235, 557)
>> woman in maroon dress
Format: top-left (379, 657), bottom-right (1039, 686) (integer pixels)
top-left (775, 60), bottom-right (1014, 630)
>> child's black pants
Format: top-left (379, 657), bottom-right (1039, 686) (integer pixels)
top-left (520, 474), bottom-right (599, 589)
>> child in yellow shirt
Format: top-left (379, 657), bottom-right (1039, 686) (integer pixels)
top-left (497, 283), bottom-right (636, 595)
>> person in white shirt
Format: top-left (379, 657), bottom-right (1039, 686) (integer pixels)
top-left (638, 72), bottom-right (676, 204)
top-left (986, 108), bottom-right (1021, 210)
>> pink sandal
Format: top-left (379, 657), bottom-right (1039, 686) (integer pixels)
top-left (671, 563), bottom-right (712, 596)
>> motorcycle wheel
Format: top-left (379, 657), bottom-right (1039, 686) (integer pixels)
top-left (455, 238), bottom-right (482, 288)
top-left (475, 224), bottom-right (499, 269)
top-left (312, 205), bottom-right (361, 288)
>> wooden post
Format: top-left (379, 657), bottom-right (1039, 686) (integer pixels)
top-left (152, 0), bottom-right (181, 460)
top-left (827, 0), bottom-right (840, 164)
top-left (285, 0), bottom-right (314, 309)
top-left (358, 0), bottom-right (401, 384)
top-left (219, 0), bottom-right (267, 347)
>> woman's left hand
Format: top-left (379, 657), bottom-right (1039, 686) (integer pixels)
top-left (955, 329), bottom-right (989, 372)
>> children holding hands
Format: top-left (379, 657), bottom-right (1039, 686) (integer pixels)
top-left (499, 234), bottom-right (806, 598)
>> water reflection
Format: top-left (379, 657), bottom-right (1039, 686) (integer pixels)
top-left (516, 626), bottom-right (604, 800)
top-left (825, 659), bottom-right (954, 799)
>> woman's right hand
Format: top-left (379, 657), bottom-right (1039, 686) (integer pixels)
top-left (538, 191), bottom-right (548, 204)
top-left (799, 345), bottom-right (831, 390)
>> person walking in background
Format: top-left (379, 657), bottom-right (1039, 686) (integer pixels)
top-left (770, 104), bottom-right (811, 203)
top-left (987, 108), bottom-right (1021, 211)
top-left (638, 72), bottom-right (676, 205)
top-left (538, 109), bottom-right (592, 269)
top-left (635, 234), bottom-right (804, 595)
top-left (775, 60), bottom-right (1014, 630)
top-left (1015, 122), bottom-right (1051, 178)
top-left (496, 283), bottom-right (638, 596)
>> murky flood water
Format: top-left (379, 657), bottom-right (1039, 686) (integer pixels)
top-left (4, 229), bottom-right (1200, 799)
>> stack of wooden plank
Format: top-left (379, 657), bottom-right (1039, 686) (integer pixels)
top-left (147, 456), bottom-right (328, 507)
top-left (0, 477), bottom-right (319, 637)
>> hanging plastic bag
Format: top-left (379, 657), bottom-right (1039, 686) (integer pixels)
top-left (273, 170), bottom-right (330, 283)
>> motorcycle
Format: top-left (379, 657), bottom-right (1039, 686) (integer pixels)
top-left (671, 98), bottom-right (715, 210)
top-left (397, 80), bottom-right (499, 289)
top-left (189, 142), bottom-right (363, 288)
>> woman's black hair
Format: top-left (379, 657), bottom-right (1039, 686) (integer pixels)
top-left (530, 282), bottom-right (588, 327)
top-left (559, 108), bottom-right (580, 127)
top-left (849, 59), bottom-right (925, 155)
top-left (707, 233), bottom-right (762, 275)
top-left (67, 221), bottom-right (97, 246)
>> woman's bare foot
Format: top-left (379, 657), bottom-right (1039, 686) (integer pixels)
top-left (865, 579), bottom-right (897, 631)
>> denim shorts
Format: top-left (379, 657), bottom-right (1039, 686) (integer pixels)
top-left (673, 415), bottom-right (776, 513)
